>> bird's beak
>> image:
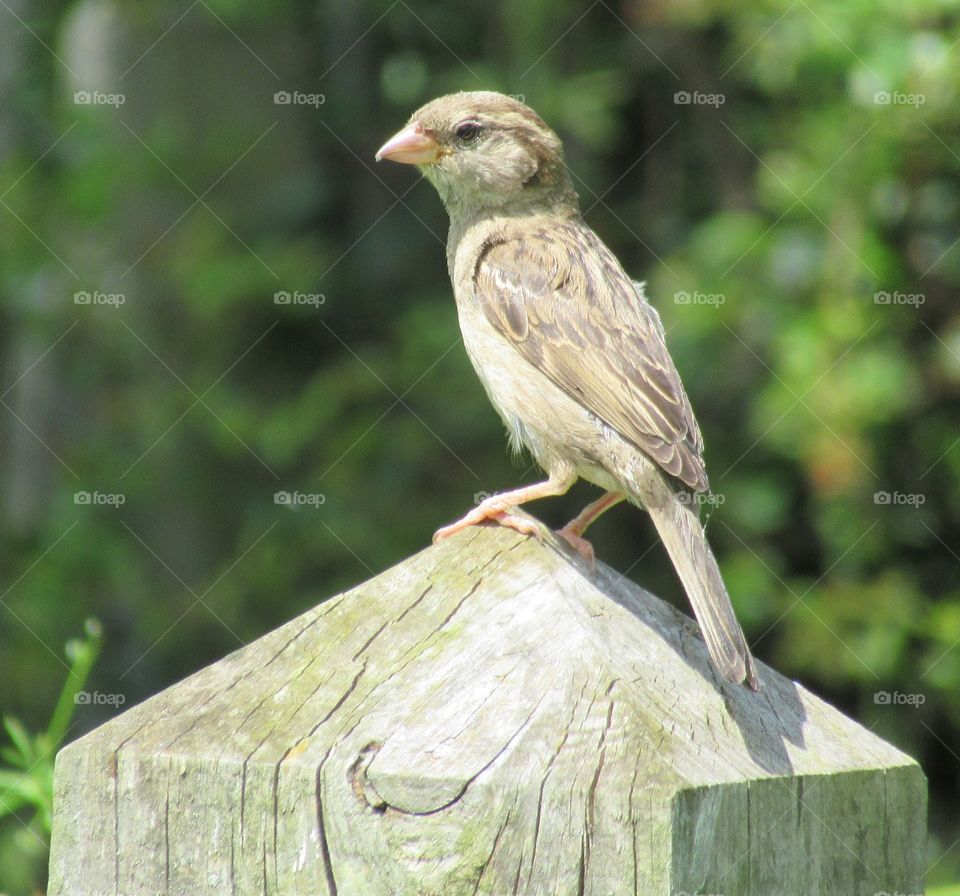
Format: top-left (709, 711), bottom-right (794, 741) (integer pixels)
top-left (375, 122), bottom-right (441, 164)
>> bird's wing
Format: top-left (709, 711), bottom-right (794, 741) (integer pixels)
top-left (472, 219), bottom-right (708, 490)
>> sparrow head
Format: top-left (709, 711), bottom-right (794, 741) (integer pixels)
top-left (376, 91), bottom-right (578, 218)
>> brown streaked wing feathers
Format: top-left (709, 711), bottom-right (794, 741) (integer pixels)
top-left (473, 220), bottom-right (708, 491)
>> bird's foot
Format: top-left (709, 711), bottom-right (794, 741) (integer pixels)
top-left (555, 525), bottom-right (595, 567)
top-left (433, 499), bottom-right (543, 544)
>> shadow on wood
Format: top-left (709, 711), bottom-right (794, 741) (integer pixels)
top-left (48, 522), bottom-right (926, 895)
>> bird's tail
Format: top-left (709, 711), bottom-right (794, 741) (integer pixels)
top-left (645, 491), bottom-right (759, 690)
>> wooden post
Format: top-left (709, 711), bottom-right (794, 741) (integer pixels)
top-left (48, 524), bottom-right (925, 895)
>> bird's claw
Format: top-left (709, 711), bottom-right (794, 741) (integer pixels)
top-left (433, 501), bottom-right (543, 544)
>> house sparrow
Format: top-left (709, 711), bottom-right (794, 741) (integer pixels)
top-left (376, 91), bottom-right (758, 690)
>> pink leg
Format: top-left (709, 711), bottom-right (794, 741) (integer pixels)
top-left (433, 471), bottom-right (577, 544)
top-left (556, 491), bottom-right (625, 564)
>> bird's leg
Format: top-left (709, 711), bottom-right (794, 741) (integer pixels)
top-left (433, 470), bottom-right (577, 544)
top-left (556, 491), bottom-right (626, 564)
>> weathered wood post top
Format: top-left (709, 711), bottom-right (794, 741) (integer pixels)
top-left (49, 524), bottom-right (925, 895)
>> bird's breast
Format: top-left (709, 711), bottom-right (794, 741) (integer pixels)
top-left (455, 294), bottom-right (531, 452)
top-left (452, 288), bottom-right (624, 496)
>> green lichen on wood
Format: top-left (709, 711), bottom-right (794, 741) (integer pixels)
top-left (49, 524), bottom-right (925, 895)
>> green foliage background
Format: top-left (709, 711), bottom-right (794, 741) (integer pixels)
top-left (1, 0), bottom-right (957, 891)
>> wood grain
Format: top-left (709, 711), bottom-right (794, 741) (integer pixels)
top-left (48, 523), bottom-right (926, 895)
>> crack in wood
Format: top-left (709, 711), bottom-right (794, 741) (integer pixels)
top-left (628, 749), bottom-right (641, 896)
top-left (237, 663), bottom-right (371, 889)
top-left (312, 662), bottom-right (367, 733)
top-left (229, 818), bottom-right (237, 896)
top-left (242, 614), bottom-right (325, 691)
top-left (332, 575), bottom-right (489, 731)
top-left (239, 763), bottom-right (247, 842)
top-left (530, 676), bottom-right (588, 882)
top-left (238, 729), bottom-right (283, 849)
top-left (161, 680), bottom-right (242, 751)
top-left (587, 695), bottom-right (614, 831)
top-left (237, 657), bottom-right (370, 859)
top-left (272, 758), bottom-right (281, 884)
top-left (393, 582), bottom-right (433, 624)
top-left (260, 839), bottom-right (267, 896)
top-left (471, 804), bottom-right (513, 895)
top-left (315, 765), bottom-right (338, 896)
top-left (434, 659), bottom-right (522, 750)
top-left (236, 689), bottom-right (281, 738)
top-left (352, 620), bottom-right (390, 662)
top-left (511, 848), bottom-right (524, 895)
top-left (436, 576), bottom-right (484, 631)
top-left (348, 741), bottom-right (385, 813)
top-left (527, 674), bottom-right (588, 887)
top-left (577, 830), bottom-right (586, 896)
top-left (379, 690), bottom-right (547, 817)
top-left (48, 526), bottom-right (925, 896)
top-left (278, 668), bottom-right (339, 736)
top-left (164, 769), bottom-right (171, 894)
top-left (584, 685), bottom-right (616, 886)
top-left (113, 762), bottom-right (120, 895)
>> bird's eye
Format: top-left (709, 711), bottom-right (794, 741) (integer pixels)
top-left (454, 121), bottom-right (482, 144)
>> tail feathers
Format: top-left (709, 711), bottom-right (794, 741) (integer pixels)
top-left (646, 495), bottom-right (759, 690)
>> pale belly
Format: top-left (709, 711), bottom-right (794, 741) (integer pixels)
top-left (455, 294), bottom-right (636, 498)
